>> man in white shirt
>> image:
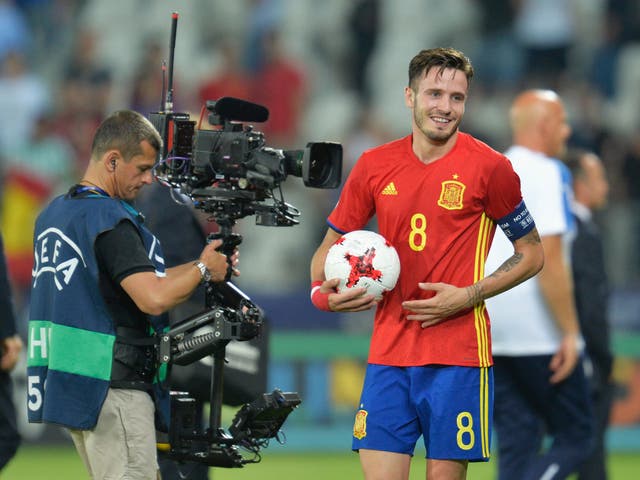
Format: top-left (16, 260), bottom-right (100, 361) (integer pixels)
top-left (485, 90), bottom-right (594, 480)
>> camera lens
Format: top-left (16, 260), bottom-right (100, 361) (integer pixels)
top-left (283, 142), bottom-right (342, 188)
top-left (307, 144), bottom-right (333, 186)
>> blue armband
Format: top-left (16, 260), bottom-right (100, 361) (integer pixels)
top-left (496, 200), bottom-right (536, 241)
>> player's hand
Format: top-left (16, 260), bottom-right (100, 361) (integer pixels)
top-left (1, 335), bottom-right (23, 372)
top-left (402, 282), bottom-right (471, 327)
top-left (548, 332), bottom-right (579, 384)
top-left (324, 278), bottom-right (378, 312)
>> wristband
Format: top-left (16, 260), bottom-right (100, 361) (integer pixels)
top-left (310, 280), bottom-right (331, 311)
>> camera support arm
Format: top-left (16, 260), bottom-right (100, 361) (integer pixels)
top-left (156, 307), bottom-right (232, 435)
top-left (156, 280), bottom-right (301, 468)
top-left (158, 282), bottom-right (262, 366)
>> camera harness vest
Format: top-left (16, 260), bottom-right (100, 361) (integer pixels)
top-left (27, 187), bottom-right (169, 429)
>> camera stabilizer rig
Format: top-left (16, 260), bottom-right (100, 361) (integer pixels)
top-left (156, 280), bottom-right (300, 467)
top-left (148, 12), bottom-right (341, 468)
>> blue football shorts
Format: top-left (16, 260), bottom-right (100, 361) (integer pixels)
top-left (352, 363), bottom-right (493, 461)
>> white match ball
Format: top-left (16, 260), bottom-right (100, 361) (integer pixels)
top-left (324, 230), bottom-right (400, 299)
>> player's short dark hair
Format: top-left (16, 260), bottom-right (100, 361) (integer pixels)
top-left (91, 110), bottom-right (163, 162)
top-left (408, 47), bottom-right (474, 90)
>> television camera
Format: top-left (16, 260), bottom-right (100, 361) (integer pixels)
top-left (150, 96), bottom-right (341, 254)
top-left (148, 17), bottom-right (341, 255)
top-left (148, 12), bottom-right (341, 468)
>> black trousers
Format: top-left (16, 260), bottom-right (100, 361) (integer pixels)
top-left (494, 355), bottom-right (595, 480)
top-left (577, 361), bottom-right (615, 480)
top-left (0, 370), bottom-right (20, 470)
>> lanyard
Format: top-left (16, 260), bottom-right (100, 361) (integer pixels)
top-left (70, 184), bottom-right (145, 223)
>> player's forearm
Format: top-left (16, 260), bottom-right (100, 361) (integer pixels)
top-left (475, 228), bottom-right (544, 306)
top-left (310, 247), bottom-right (328, 282)
top-left (475, 253), bottom-right (538, 305)
top-left (310, 228), bottom-right (341, 282)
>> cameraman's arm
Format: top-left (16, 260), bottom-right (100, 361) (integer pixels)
top-left (121, 240), bottom-right (231, 316)
top-left (97, 220), bottom-right (231, 316)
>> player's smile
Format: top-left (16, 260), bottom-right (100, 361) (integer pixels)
top-left (430, 114), bottom-right (454, 127)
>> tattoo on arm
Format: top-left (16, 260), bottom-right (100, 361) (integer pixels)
top-left (489, 229), bottom-right (539, 281)
top-left (492, 252), bottom-right (523, 276)
top-left (465, 283), bottom-right (483, 307)
top-left (523, 229), bottom-right (541, 245)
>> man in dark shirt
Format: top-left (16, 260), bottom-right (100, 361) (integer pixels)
top-left (0, 233), bottom-right (22, 472)
top-left (566, 148), bottom-right (613, 480)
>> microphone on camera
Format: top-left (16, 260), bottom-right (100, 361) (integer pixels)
top-left (207, 97), bottom-right (269, 123)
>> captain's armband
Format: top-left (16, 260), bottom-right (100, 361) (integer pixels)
top-left (496, 200), bottom-right (536, 241)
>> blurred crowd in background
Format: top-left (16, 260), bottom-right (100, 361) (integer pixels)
top-left (0, 0), bottom-right (639, 332)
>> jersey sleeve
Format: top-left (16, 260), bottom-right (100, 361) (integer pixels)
top-left (95, 220), bottom-right (156, 283)
top-left (484, 156), bottom-right (524, 221)
top-left (327, 154), bottom-right (376, 233)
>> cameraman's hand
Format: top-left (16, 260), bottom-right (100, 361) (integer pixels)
top-left (200, 239), bottom-right (239, 282)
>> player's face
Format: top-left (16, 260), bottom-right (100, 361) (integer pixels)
top-left (405, 67), bottom-right (468, 145)
top-left (115, 140), bottom-right (157, 201)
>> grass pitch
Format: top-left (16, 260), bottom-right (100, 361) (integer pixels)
top-left (2, 445), bottom-right (639, 479)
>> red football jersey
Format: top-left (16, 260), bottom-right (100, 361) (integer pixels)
top-left (328, 133), bottom-right (523, 367)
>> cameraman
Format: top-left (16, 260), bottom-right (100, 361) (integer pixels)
top-left (26, 110), bottom-right (238, 480)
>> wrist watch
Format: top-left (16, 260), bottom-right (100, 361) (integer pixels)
top-left (193, 261), bottom-right (212, 284)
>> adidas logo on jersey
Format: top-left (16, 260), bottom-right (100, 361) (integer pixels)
top-left (381, 182), bottom-right (398, 195)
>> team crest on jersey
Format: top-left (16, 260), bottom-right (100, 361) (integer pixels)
top-left (32, 227), bottom-right (87, 291)
top-left (353, 409), bottom-right (368, 439)
top-left (437, 179), bottom-right (465, 210)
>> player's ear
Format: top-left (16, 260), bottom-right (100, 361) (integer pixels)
top-left (404, 86), bottom-right (415, 108)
